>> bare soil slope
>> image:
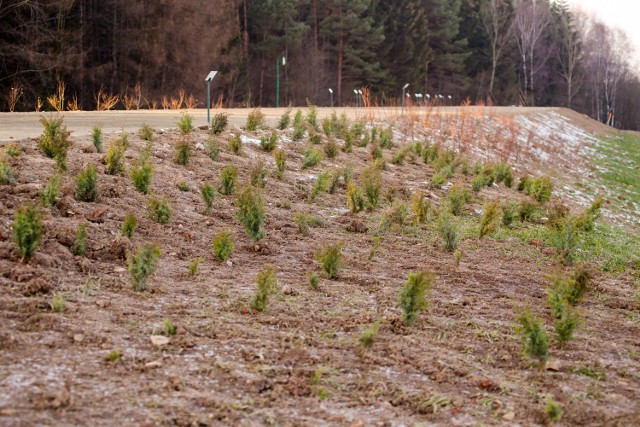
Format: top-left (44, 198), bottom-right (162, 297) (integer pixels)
top-left (1, 111), bottom-right (639, 426)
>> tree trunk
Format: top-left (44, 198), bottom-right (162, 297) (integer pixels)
top-left (243, 0), bottom-right (251, 106)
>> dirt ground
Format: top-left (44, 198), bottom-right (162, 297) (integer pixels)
top-left (0, 110), bottom-right (639, 426)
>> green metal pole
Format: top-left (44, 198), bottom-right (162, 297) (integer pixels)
top-left (276, 53), bottom-right (281, 108)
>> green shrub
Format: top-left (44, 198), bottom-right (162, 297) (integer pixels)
top-left (411, 192), bottom-right (430, 224)
top-left (72, 223), bottom-right (88, 256)
top-left (545, 398), bottom-right (562, 424)
top-left (347, 183), bottom-right (365, 213)
top-left (92, 126), bottom-right (104, 152)
top-left (274, 148), bottom-right (286, 179)
top-left (218, 164), bottom-right (238, 195)
top-left (40, 174), bottom-right (61, 207)
top-left (574, 196), bottom-right (603, 232)
top-left (130, 152), bottom-right (153, 194)
top-left (359, 321), bottom-right (381, 349)
top-left (550, 217), bottom-right (577, 265)
top-left (309, 131), bottom-right (322, 145)
top-left (278, 109), bottom-right (291, 130)
top-left (139, 123), bottom-right (154, 141)
top-left (260, 132), bottom-right (278, 152)
top-left (526, 176), bottom-right (554, 203)
top-left (51, 293), bottom-right (65, 313)
top-left (206, 136), bottom-right (220, 161)
top-left (0, 158), bottom-right (13, 185)
top-left (174, 137), bottom-right (192, 165)
top-left (479, 201), bottom-right (500, 238)
top-left (252, 264), bottom-right (277, 312)
top-left (246, 109), bottom-right (265, 131)
top-left (294, 211), bottom-right (324, 234)
top-left (502, 200), bottom-right (518, 226)
top-left (12, 204), bottom-right (43, 262)
top-left (379, 126), bottom-right (393, 149)
top-left (178, 112), bottom-right (194, 134)
top-left (147, 196), bottom-right (171, 224)
top-left (399, 271), bottom-right (434, 325)
top-left (516, 307), bottom-right (549, 366)
top-left (237, 185), bottom-right (266, 241)
top-left (322, 118), bottom-right (333, 137)
top-left (228, 133), bottom-right (243, 155)
top-left (250, 161), bottom-right (268, 188)
top-left (291, 121), bottom-right (305, 141)
top-left (127, 244), bottom-right (161, 292)
top-left (438, 213), bottom-right (458, 252)
top-left (188, 257), bottom-right (203, 277)
top-left (212, 230), bottom-right (235, 261)
top-left (324, 140), bottom-right (339, 159)
top-left (309, 170), bottom-right (330, 202)
top-left (471, 175), bottom-right (485, 193)
top-left (447, 182), bottom-right (471, 216)
top-left (316, 242), bottom-right (343, 279)
top-left (122, 212), bottom-right (137, 238)
top-left (104, 141), bottom-right (126, 175)
top-left (302, 148), bottom-right (322, 169)
top-left (518, 199), bottom-right (538, 222)
top-left (201, 184), bottom-right (216, 212)
top-left (554, 304), bottom-right (581, 345)
top-left (38, 115), bottom-right (71, 170)
top-left (309, 272), bottom-right (320, 289)
top-left (361, 167), bottom-right (382, 209)
top-left (342, 132), bottom-right (353, 153)
top-left (163, 319), bottom-right (178, 335)
top-left (211, 113), bottom-right (229, 134)
top-left (177, 180), bottom-right (190, 192)
top-left (306, 106), bottom-right (318, 129)
top-left (75, 165), bottom-right (98, 202)
top-left (430, 173), bottom-right (447, 189)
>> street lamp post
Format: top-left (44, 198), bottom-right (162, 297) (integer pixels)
top-left (402, 83), bottom-right (409, 114)
top-left (328, 88), bottom-right (334, 108)
top-left (276, 53), bottom-right (286, 108)
top-left (204, 71), bottom-right (218, 125)
top-left (354, 89), bottom-right (359, 107)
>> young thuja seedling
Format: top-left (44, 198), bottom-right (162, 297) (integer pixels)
top-left (309, 170), bottom-right (331, 202)
top-left (399, 271), bottom-right (435, 325)
top-left (147, 196), bottom-right (171, 224)
top-left (174, 136), bottom-right (192, 165)
top-left (347, 183), bottom-right (365, 213)
top-left (309, 129), bottom-right (322, 145)
top-left (40, 174), bottom-right (61, 207)
top-left (251, 264), bottom-right (277, 312)
top-left (122, 212), bottom-right (137, 238)
top-left (358, 320), bottom-right (380, 349)
top-left (236, 185), bottom-right (266, 242)
top-left (274, 148), bottom-right (286, 179)
top-left (260, 132), bottom-right (278, 152)
top-left (105, 350), bottom-right (122, 363)
top-left (38, 115), bottom-right (71, 171)
top-left (246, 109), bottom-right (265, 131)
top-left (139, 123), bottom-right (154, 141)
top-left (177, 180), bottom-right (190, 192)
top-left (211, 231), bottom-right (235, 262)
top-left (294, 212), bottom-right (324, 234)
top-left (361, 167), bottom-right (381, 209)
top-left (316, 242), bottom-right (343, 279)
top-left (515, 306), bottom-right (549, 367)
top-left (228, 133), bottom-right (243, 155)
top-left (447, 181), bottom-right (471, 216)
top-left (188, 257), bottom-right (204, 276)
top-left (438, 212), bottom-right (458, 252)
top-left (163, 319), bottom-right (177, 336)
top-left (479, 201), bottom-right (500, 238)
top-left (130, 151), bottom-right (153, 194)
top-left (0, 157), bottom-right (13, 185)
top-left (554, 304), bottom-right (581, 346)
top-left (104, 141), bottom-right (126, 176)
top-left (75, 165), bottom-right (98, 202)
top-left (177, 112), bottom-right (194, 134)
top-left (92, 126), bottom-right (104, 152)
top-left (545, 397), bottom-right (562, 424)
top-left (210, 112), bottom-right (229, 134)
top-left (454, 250), bottom-right (462, 267)
top-left (219, 164), bottom-right (238, 195)
top-left (277, 108), bottom-right (291, 130)
top-left (51, 293), bottom-right (65, 313)
top-left (301, 148), bottom-right (322, 169)
top-left (12, 204), bottom-right (43, 262)
top-left (72, 223), bottom-right (88, 256)
top-left (201, 184), bottom-right (216, 213)
top-left (324, 140), bottom-right (339, 159)
top-left (250, 161), bottom-right (268, 188)
top-left (207, 136), bottom-right (220, 161)
top-left (309, 272), bottom-right (320, 289)
top-left (411, 191), bottom-right (430, 224)
top-left (127, 244), bottom-right (161, 292)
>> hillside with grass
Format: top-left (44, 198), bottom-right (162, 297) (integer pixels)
top-left (0, 107), bottom-right (639, 425)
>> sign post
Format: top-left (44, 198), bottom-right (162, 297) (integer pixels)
top-left (205, 71), bottom-right (218, 125)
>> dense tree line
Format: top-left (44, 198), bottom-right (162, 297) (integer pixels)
top-left (1, 0), bottom-right (640, 129)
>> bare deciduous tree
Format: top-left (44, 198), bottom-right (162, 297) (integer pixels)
top-left (480, 0), bottom-right (513, 103)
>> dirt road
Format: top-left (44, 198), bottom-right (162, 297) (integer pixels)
top-left (0, 106), bottom-right (558, 141)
